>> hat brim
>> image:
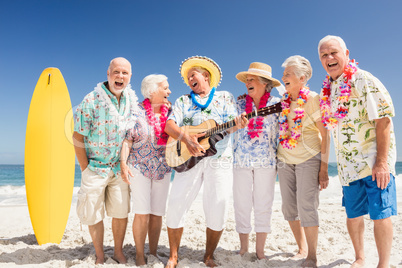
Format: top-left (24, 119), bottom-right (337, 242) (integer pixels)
top-left (236, 71), bottom-right (281, 88)
top-left (181, 57), bottom-right (221, 89)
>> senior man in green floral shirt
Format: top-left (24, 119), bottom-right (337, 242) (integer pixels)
top-left (73, 57), bottom-right (138, 264)
top-left (318, 35), bottom-right (396, 268)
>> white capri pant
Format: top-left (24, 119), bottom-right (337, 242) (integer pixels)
top-left (233, 167), bottom-right (277, 234)
top-left (129, 168), bottom-right (171, 216)
top-left (166, 157), bottom-right (232, 231)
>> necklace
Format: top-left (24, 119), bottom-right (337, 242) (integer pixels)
top-left (320, 60), bottom-right (358, 130)
top-left (190, 87), bottom-right (216, 109)
top-left (279, 86), bottom-right (310, 149)
top-left (245, 91), bottom-right (271, 139)
top-left (143, 99), bottom-right (169, 145)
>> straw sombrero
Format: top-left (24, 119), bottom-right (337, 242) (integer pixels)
top-left (180, 56), bottom-right (222, 88)
top-left (236, 62), bottom-right (281, 87)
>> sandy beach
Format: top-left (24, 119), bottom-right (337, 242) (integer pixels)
top-left (0, 177), bottom-right (401, 268)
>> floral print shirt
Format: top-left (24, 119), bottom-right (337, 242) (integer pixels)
top-left (168, 90), bottom-right (237, 160)
top-left (74, 82), bottom-right (138, 177)
top-left (325, 69), bottom-right (396, 186)
top-left (125, 103), bottom-right (172, 180)
top-left (233, 95), bottom-right (280, 168)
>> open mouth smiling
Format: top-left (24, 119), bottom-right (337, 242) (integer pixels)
top-left (115, 81), bottom-right (123, 87)
top-left (328, 62), bottom-right (338, 68)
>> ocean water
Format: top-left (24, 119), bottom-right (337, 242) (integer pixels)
top-left (0, 163), bottom-right (401, 206)
top-left (0, 165), bottom-right (82, 206)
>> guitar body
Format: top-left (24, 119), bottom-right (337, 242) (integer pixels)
top-left (165, 102), bottom-right (282, 173)
top-left (165, 119), bottom-right (225, 172)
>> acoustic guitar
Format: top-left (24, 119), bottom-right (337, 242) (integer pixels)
top-left (165, 102), bottom-right (282, 173)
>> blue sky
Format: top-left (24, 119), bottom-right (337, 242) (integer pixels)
top-left (1, 0), bottom-right (401, 164)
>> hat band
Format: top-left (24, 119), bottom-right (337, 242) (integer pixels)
top-left (248, 68), bottom-right (272, 78)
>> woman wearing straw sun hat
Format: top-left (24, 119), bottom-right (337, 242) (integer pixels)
top-left (233, 62), bottom-right (282, 259)
top-left (164, 56), bottom-right (248, 268)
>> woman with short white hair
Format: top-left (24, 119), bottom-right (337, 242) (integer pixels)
top-left (120, 74), bottom-right (172, 266)
top-left (277, 55), bottom-right (329, 268)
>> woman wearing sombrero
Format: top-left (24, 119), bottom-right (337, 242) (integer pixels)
top-left (164, 56), bottom-right (247, 267)
top-left (233, 62), bottom-right (282, 259)
top-left (277, 55), bottom-right (329, 268)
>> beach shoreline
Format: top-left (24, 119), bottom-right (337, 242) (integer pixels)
top-left (0, 178), bottom-right (401, 267)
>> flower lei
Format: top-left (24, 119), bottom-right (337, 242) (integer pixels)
top-left (245, 91), bottom-right (271, 139)
top-left (320, 60), bottom-right (358, 130)
top-left (190, 87), bottom-right (216, 109)
top-left (143, 99), bottom-right (169, 145)
top-left (279, 86), bottom-right (310, 149)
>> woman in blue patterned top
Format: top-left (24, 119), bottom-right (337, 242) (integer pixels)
top-left (233, 62), bottom-right (281, 259)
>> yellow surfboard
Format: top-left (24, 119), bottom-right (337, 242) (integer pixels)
top-left (25, 68), bottom-right (75, 245)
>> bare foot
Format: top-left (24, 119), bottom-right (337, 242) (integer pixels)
top-left (256, 253), bottom-right (267, 260)
top-left (165, 258), bottom-right (178, 268)
top-left (351, 258), bottom-right (365, 268)
top-left (301, 258), bottom-right (317, 268)
top-left (135, 254), bottom-right (146, 266)
top-left (291, 251), bottom-right (308, 260)
top-left (256, 249), bottom-right (267, 260)
top-left (112, 252), bottom-right (127, 264)
top-left (95, 255), bottom-right (104, 265)
top-left (204, 258), bottom-right (218, 267)
top-left (238, 249), bottom-right (248, 256)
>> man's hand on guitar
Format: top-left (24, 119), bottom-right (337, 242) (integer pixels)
top-left (183, 132), bottom-right (207, 157)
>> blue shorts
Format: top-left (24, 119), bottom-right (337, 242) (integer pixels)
top-left (342, 174), bottom-right (397, 220)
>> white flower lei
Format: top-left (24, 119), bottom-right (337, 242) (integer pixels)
top-left (94, 82), bottom-right (138, 130)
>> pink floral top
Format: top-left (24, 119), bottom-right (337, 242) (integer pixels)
top-left (125, 103), bottom-right (172, 180)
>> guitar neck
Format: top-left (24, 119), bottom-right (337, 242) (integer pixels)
top-left (204, 102), bottom-right (281, 138)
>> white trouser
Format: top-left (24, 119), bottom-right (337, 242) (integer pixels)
top-left (129, 168), bottom-right (171, 216)
top-left (166, 157), bottom-right (232, 231)
top-left (233, 167), bottom-right (277, 233)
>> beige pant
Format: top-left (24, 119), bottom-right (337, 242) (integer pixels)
top-left (76, 168), bottom-right (130, 225)
top-left (277, 154), bottom-right (321, 227)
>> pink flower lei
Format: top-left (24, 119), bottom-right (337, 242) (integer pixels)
top-left (320, 59), bottom-right (358, 130)
top-left (245, 91), bottom-right (271, 139)
top-left (279, 86), bottom-right (310, 149)
top-left (143, 99), bottom-right (169, 145)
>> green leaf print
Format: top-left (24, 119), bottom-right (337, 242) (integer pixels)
top-left (365, 128), bottom-right (374, 140)
top-left (202, 109), bottom-right (212, 115)
top-left (183, 117), bottom-right (193, 126)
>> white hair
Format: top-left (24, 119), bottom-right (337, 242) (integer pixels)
top-left (281, 55), bottom-right (312, 85)
top-left (108, 57), bottom-right (132, 73)
top-left (141, 74), bottom-right (168, 99)
top-left (318, 35), bottom-right (348, 56)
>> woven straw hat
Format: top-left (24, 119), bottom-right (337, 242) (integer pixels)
top-left (180, 56), bottom-right (222, 88)
top-left (236, 62), bottom-right (281, 87)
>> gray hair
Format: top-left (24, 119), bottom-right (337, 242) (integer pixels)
top-left (281, 55), bottom-right (312, 85)
top-left (189, 66), bottom-right (211, 86)
top-left (141, 74), bottom-right (168, 99)
top-left (257, 77), bottom-right (274, 92)
top-left (318, 35), bottom-right (348, 56)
